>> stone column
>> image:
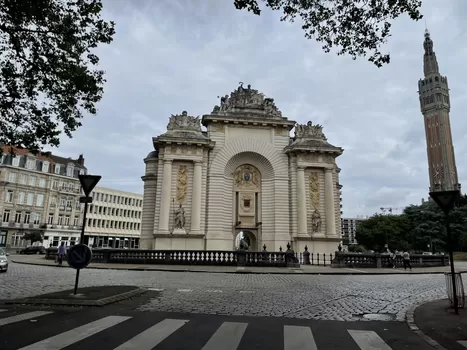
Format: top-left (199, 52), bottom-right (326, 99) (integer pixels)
top-left (297, 166), bottom-right (307, 235)
top-left (158, 159), bottom-right (173, 233)
top-left (140, 175), bottom-right (157, 249)
top-left (190, 160), bottom-right (202, 234)
top-left (324, 168), bottom-right (336, 236)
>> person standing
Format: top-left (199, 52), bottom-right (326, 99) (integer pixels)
top-left (402, 251), bottom-right (412, 271)
top-left (57, 242), bottom-right (66, 266)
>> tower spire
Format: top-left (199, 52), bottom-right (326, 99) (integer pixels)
top-left (423, 29), bottom-right (439, 76)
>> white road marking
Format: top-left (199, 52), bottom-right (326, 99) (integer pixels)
top-left (0, 311), bottom-right (53, 327)
top-left (206, 290), bottom-right (223, 293)
top-left (114, 318), bottom-right (188, 350)
top-left (177, 289), bottom-right (193, 292)
top-left (458, 340), bottom-right (467, 348)
top-left (202, 322), bottom-right (248, 350)
top-left (284, 325), bottom-right (318, 350)
top-left (0, 309), bottom-right (7, 312)
top-left (18, 315), bottom-right (131, 350)
top-left (348, 329), bottom-right (392, 350)
top-left (147, 288), bottom-right (164, 292)
top-left (239, 290), bottom-right (254, 293)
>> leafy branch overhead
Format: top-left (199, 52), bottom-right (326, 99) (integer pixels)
top-left (0, 0), bottom-right (115, 155)
top-left (234, 0), bottom-right (423, 67)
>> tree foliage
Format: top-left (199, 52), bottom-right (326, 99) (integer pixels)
top-left (356, 195), bottom-right (467, 252)
top-left (23, 231), bottom-right (43, 243)
top-left (0, 0), bottom-right (115, 155)
top-left (234, 0), bottom-right (423, 67)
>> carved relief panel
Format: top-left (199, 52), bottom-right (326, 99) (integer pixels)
top-left (234, 164), bottom-right (261, 228)
top-left (233, 164), bottom-right (260, 191)
top-left (176, 165), bottom-right (188, 204)
top-left (308, 172), bottom-right (321, 234)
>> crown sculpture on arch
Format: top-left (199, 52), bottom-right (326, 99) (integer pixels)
top-left (294, 121), bottom-right (327, 141)
top-left (212, 82), bottom-right (283, 119)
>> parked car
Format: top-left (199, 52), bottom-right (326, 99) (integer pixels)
top-left (0, 248), bottom-right (9, 272)
top-left (19, 246), bottom-right (46, 255)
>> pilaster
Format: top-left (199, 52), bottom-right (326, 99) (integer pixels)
top-left (158, 159), bottom-right (172, 234)
top-left (324, 168), bottom-right (336, 236)
top-left (190, 160), bottom-right (202, 234)
top-left (296, 166), bottom-right (307, 235)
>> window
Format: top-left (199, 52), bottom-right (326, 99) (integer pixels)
top-left (66, 199), bottom-right (72, 208)
top-left (19, 174), bottom-right (27, 184)
top-left (39, 178), bottom-right (46, 187)
top-left (5, 190), bottom-right (14, 203)
top-left (36, 194), bottom-right (44, 207)
top-left (53, 181), bottom-right (59, 190)
top-left (66, 166), bottom-right (74, 177)
top-left (14, 212), bottom-right (22, 223)
top-left (50, 196), bottom-right (56, 206)
top-left (243, 199), bottom-right (251, 208)
top-left (24, 212), bottom-right (31, 224)
top-left (65, 216), bottom-right (70, 226)
top-left (17, 192), bottom-right (25, 204)
top-left (33, 213), bottom-right (40, 225)
top-left (2, 210), bottom-right (10, 223)
top-left (73, 216), bottom-right (79, 226)
top-left (8, 172), bottom-right (16, 182)
top-left (28, 176), bottom-right (36, 186)
top-left (12, 157), bottom-right (20, 166)
top-left (48, 214), bottom-right (54, 225)
top-left (59, 198), bottom-right (66, 208)
top-left (42, 161), bottom-right (49, 172)
top-left (75, 200), bottom-right (80, 209)
top-left (55, 164), bottom-right (61, 174)
top-left (58, 215), bottom-right (63, 225)
top-left (26, 158), bottom-right (35, 169)
top-left (68, 183), bottom-right (73, 191)
top-left (27, 192), bottom-right (34, 205)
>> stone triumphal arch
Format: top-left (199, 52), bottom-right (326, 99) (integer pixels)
top-left (140, 83), bottom-right (344, 254)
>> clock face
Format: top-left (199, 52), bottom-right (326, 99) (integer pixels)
top-left (243, 173), bottom-right (251, 181)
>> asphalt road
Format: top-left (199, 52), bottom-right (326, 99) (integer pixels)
top-left (0, 296), bottom-right (433, 350)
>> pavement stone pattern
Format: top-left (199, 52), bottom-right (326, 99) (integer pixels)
top-left (1, 262), bottom-right (466, 322)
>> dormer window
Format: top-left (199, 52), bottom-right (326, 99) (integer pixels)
top-left (42, 161), bottom-right (49, 173)
top-left (26, 158), bottom-right (36, 170)
top-left (66, 165), bottom-right (74, 177)
top-left (12, 157), bottom-right (20, 166)
top-left (55, 164), bottom-right (62, 174)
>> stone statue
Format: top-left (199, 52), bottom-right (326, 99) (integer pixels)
top-left (167, 111), bottom-right (202, 132)
top-left (239, 238), bottom-right (249, 250)
top-left (211, 84), bottom-right (282, 118)
top-left (294, 121), bottom-right (327, 140)
top-left (311, 209), bottom-right (321, 233)
top-left (174, 204), bottom-right (185, 229)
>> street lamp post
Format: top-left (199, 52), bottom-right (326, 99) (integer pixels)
top-left (429, 189), bottom-right (461, 314)
top-left (72, 174), bottom-right (101, 295)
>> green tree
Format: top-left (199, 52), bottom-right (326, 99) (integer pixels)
top-left (355, 214), bottom-right (413, 252)
top-left (0, 0), bottom-right (115, 155)
top-left (23, 231), bottom-right (43, 244)
top-left (234, 0), bottom-right (423, 67)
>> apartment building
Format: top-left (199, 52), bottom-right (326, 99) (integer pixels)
top-left (341, 216), bottom-right (367, 245)
top-left (0, 146), bottom-right (87, 249)
top-left (83, 187), bottom-right (143, 249)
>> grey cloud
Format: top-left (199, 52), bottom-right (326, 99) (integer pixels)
top-left (46, 0), bottom-right (467, 217)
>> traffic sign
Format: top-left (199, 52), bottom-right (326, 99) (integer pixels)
top-left (67, 244), bottom-right (93, 270)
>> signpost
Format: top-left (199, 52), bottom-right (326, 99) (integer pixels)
top-left (429, 189), bottom-right (461, 314)
top-left (71, 174), bottom-right (101, 295)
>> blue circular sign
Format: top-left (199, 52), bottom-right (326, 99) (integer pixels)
top-left (67, 244), bottom-right (93, 270)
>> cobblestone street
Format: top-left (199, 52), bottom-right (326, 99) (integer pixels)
top-left (1, 262), bottom-right (465, 322)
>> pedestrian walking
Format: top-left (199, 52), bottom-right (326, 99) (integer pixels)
top-left (57, 242), bottom-right (66, 266)
top-left (402, 251), bottom-right (412, 271)
top-left (391, 251), bottom-right (397, 268)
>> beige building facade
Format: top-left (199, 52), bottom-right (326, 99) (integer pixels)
top-left (83, 187), bottom-right (143, 249)
top-left (0, 147), bottom-right (86, 249)
top-left (140, 84), bottom-right (344, 254)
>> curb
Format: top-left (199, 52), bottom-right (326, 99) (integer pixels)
top-left (3, 287), bottom-right (147, 307)
top-left (11, 259), bottom-right (467, 276)
top-left (406, 300), bottom-right (448, 350)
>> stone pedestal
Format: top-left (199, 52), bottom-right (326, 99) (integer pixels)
top-left (172, 228), bottom-right (187, 235)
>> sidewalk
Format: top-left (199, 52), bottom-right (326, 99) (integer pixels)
top-left (11, 254), bottom-right (467, 275)
top-left (412, 299), bottom-right (467, 350)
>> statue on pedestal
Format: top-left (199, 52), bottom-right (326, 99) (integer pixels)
top-left (311, 209), bottom-right (321, 234)
top-left (173, 204), bottom-right (186, 234)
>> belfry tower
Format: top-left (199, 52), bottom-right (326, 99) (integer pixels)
top-left (418, 30), bottom-right (460, 192)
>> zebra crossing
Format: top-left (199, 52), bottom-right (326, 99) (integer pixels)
top-left (0, 308), bottom-right (456, 350)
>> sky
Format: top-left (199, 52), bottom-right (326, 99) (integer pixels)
top-left (48, 0), bottom-right (467, 218)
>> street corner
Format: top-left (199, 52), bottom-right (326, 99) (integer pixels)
top-left (4, 285), bottom-right (147, 307)
top-left (410, 298), bottom-right (467, 350)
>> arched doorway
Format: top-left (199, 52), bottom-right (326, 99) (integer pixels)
top-left (232, 164), bottom-right (261, 251)
top-left (234, 230), bottom-right (257, 251)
